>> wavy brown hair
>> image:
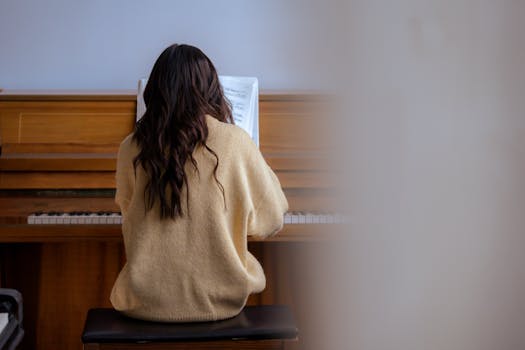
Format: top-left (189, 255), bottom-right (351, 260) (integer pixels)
top-left (133, 44), bottom-right (233, 219)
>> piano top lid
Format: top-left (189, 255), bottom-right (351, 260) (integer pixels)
top-left (0, 89), bottom-right (326, 102)
top-left (0, 90), bottom-right (137, 101)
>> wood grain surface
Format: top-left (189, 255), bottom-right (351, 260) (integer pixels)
top-left (0, 91), bottom-right (340, 350)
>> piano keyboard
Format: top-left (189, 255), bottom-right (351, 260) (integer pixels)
top-left (27, 211), bottom-right (346, 225)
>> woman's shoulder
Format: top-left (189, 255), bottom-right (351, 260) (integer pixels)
top-left (205, 115), bottom-right (256, 153)
top-left (120, 133), bottom-right (134, 146)
top-left (118, 133), bottom-right (139, 157)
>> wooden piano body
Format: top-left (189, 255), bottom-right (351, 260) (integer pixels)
top-left (0, 91), bottom-right (341, 350)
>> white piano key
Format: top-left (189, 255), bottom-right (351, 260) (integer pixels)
top-left (88, 214), bottom-right (100, 224)
top-left (305, 213), bottom-right (313, 224)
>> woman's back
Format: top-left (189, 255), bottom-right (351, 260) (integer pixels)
top-left (110, 114), bottom-right (288, 322)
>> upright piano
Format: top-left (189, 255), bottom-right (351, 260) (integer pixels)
top-left (0, 90), bottom-right (343, 350)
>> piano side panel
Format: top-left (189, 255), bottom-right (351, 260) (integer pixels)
top-left (0, 244), bottom-right (41, 350)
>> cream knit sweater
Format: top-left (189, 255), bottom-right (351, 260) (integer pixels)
top-left (110, 115), bottom-right (288, 322)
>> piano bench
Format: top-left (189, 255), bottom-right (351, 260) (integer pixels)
top-left (81, 306), bottom-right (298, 350)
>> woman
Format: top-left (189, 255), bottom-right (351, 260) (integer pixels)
top-left (110, 44), bottom-right (288, 322)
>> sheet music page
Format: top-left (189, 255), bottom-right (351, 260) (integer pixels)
top-left (219, 76), bottom-right (259, 146)
top-left (136, 78), bottom-right (147, 121)
top-left (136, 76), bottom-right (259, 145)
top-left (219, 77), bottom-right (252, 127)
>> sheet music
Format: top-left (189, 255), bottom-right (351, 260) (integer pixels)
top-left (219, 76), bottom-right (259, 146)
top-left (136, 76), bottom-right (259, 146)
top-left (136, 78), bottom-right (147, 121)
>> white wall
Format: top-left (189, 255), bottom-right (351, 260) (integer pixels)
top-left (0, 0), bottom-right (343, 90)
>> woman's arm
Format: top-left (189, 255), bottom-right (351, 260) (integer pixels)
top-left (245, 142), bottom-right (289, 239)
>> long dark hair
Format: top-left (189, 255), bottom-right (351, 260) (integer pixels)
top-left (133, 44), bottom-right (233, 219)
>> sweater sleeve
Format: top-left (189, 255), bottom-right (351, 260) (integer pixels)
top-left (245, 142), bottom-right (289, 239)
top-left (115, 137), bottom-right (135, 216)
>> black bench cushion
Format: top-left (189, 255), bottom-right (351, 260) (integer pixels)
top-left (82, 306), bottom-right (298, 343)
